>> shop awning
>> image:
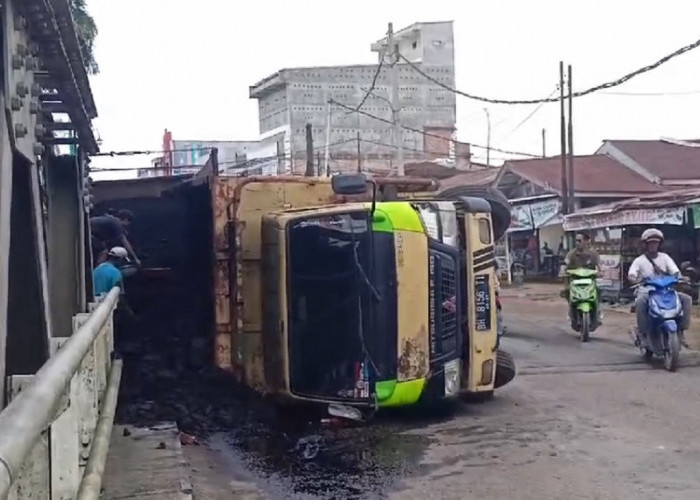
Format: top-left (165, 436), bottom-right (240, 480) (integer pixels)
top-left (562, 187), bottom-right (700, 231)
top-left (564, 207), bottom-right (685, 231)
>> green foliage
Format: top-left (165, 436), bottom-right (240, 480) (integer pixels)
top-left (69, 0), bottom-right (99, 74)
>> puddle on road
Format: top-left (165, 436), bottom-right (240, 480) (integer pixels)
top-left (226, 423), bottom-right (429, 499)
top-left (223, 410), bottom-right (445, 500)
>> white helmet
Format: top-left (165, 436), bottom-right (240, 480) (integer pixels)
top-left (641, 228), bottom-right (664, 243)
top-left (107, 246), bottom-right (130, 262)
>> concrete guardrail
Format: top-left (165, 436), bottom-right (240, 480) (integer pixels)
top-left (0, 287), bottom-right (122, 499)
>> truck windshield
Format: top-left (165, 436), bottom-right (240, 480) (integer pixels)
top-left (286, 211), bottom-right (380, 399)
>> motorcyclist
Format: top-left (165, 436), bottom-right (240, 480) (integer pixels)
top-left (564, 232), bottom-right (600, 271)
top-left (628, 228), bottom-right (691, 347)
top-left (563, 233), bottom-right (602, 324)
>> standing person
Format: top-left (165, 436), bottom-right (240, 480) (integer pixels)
top-left (90, 209), bottom-right (140, 266)
top-left (93, 246), bottom-right (129, 296)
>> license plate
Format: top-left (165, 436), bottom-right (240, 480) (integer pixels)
top-left (474, 274), bottom-right (491, 331)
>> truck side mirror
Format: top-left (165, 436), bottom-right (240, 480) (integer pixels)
top-left (331, 173), bottom-right (368, 195)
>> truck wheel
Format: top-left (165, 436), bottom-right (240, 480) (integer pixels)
top-left (437, 185), bottom-right (511, 240)
top-left (494, 350), bottom-right (516, 389)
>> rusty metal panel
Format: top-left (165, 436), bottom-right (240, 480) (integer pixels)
top-left (394, 230), bottom-right (430, 382)
top-left (211, 176), bottom-right (340, 376)
top-left (210, 175), bottom-right (441, 377)
top-left (236, 178), bottom-right (336, 261)
top-left (211, 177), bottom-right (239, 371)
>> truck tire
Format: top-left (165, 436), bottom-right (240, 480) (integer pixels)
top-left (494, 349), bottom-right (516, 389)
top-left (437, 185), bottom-right (511, 240)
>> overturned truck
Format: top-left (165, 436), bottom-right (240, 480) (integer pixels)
top-left (211, 172), bottom-right (515, 414)
top-left (95, 170), bottom-right (515, 418)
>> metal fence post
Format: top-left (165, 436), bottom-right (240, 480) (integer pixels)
top-left (49, 338), bottom-right (80, 500)
top-left (5, 376), bottom-right (50, 499)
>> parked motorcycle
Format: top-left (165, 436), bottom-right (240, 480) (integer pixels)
top-left (566, 267), bottom-right (599, 342)
top-left (631, 275), bottom-right (683, 372)
top-left (678, 261), bottom-right (700, 305)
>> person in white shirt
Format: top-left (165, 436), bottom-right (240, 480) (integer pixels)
top-left (627, 228), bottom-right (691, 346)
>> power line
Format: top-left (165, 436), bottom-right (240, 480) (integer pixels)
top-left (329, 99), bottom-right (540, 157)
top-left (359, 137), bottom-right (427, 155)
top-left (600, 89), bottom-right (700, 96)
top-left (90, 146), bottom-right (212, 157)
top-left (500, 86), bottom-right (559, 143)
top-left (346, 58), bottom-right (385, 114)
top-left (89, 139), bottom-right (364, 172)
top-left (398, 35), bottom-right (700, 104)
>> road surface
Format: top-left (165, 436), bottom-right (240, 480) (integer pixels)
top-left (179, 295), bottom-right (700, 499)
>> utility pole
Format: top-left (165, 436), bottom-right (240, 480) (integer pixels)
top-left (324, 100), bottom-right (332, 176)
top-left (316, 151), bottom-right (321, 176)
top-left (305, 123), bottom-right (314, 176)
top-left (388, 22), bottom-right (404, 176)
top-left (483, 108), bottom-right (491, 167)
top-left (559, 61), bottom-right (569, 215)
top-left (567, 64), bottom-right (575, 214)
top-left (356, 131), bottom-right (362, 172)
top-left (541, 128), bottom-right (546, 157)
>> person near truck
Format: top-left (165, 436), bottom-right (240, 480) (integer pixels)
top-left (90, 209), bottom-right (140, 266)
top-left (93, 246), bottom-right (129, 296)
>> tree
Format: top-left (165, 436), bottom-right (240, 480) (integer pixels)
top-left (69, 0), bottom-right (99, 74)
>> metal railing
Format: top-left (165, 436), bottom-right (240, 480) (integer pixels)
top-left (0, 287), bottom-right (121, 500)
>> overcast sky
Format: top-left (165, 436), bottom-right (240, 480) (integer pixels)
top-left (88, 0), bottom-right (700, 180)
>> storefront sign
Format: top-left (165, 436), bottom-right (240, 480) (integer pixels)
top-left (597, 254), bottom-right (621, 291)
top-left (509, 204), bottom-right (533, 232)
top-left (564, 207), bottom-right (685, 231)
top-left (529, 198), bottom-right (560, 228)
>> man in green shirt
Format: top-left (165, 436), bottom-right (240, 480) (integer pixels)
top-left (563, 232), bottom-right (602, 324)
top-left (565, 233), bottom-right (600, 271)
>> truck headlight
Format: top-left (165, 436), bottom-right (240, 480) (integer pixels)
top-left (443, 359), bottom-right (461, 396)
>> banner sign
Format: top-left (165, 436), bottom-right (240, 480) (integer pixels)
top-left (530, 198), bottom-right (562, 228)
top-left (508, 198), bottom-right (563, 232)
top-left (564, 207), bottom-right (685, 231)
top-left (509, 204), bottom-right (533, 232)
top-left (597, 254), bottom-right (622, 291)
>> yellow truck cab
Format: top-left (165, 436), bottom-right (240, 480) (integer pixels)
top-left (249, 174), bottom-right (513, 416)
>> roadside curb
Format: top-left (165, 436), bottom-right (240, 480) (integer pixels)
top-left (103, 422), bottom-right (194, 500)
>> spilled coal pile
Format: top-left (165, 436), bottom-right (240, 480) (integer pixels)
top-left (114, 287), bottom-right (444, 499)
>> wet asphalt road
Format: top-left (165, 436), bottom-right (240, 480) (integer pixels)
top-left (183, 298), bottom-right (700, 500)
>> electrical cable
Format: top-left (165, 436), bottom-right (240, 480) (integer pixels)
top-left (398, 35), bottom-right (700, 104)
top-left (88, 138), bottom-right (361, 172)
top-left (91, 146), bottom-right (212, 157)
top-left (498, 86), bottom-right (560, 145)
top-left (600, 89), bottom-right (700, 96)
top-left (329, 99), bottom-right (540, 157)
top-left (346, 58), bottom-right (385, 114)
top-left (347, 214), bottom-right (382, 378)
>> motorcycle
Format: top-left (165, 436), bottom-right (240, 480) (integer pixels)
top-left (631, 275), bottom-right (683, 372)
top-left (566, 267), bottom-right (599, 342)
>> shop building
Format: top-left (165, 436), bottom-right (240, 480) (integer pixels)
top-left (563, 188), bottom-right (700, 302)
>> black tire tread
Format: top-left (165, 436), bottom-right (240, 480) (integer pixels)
top-left (494, 350), bottom-right (516, 389)
top-left (581, 312), bottom-right (590, 343)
